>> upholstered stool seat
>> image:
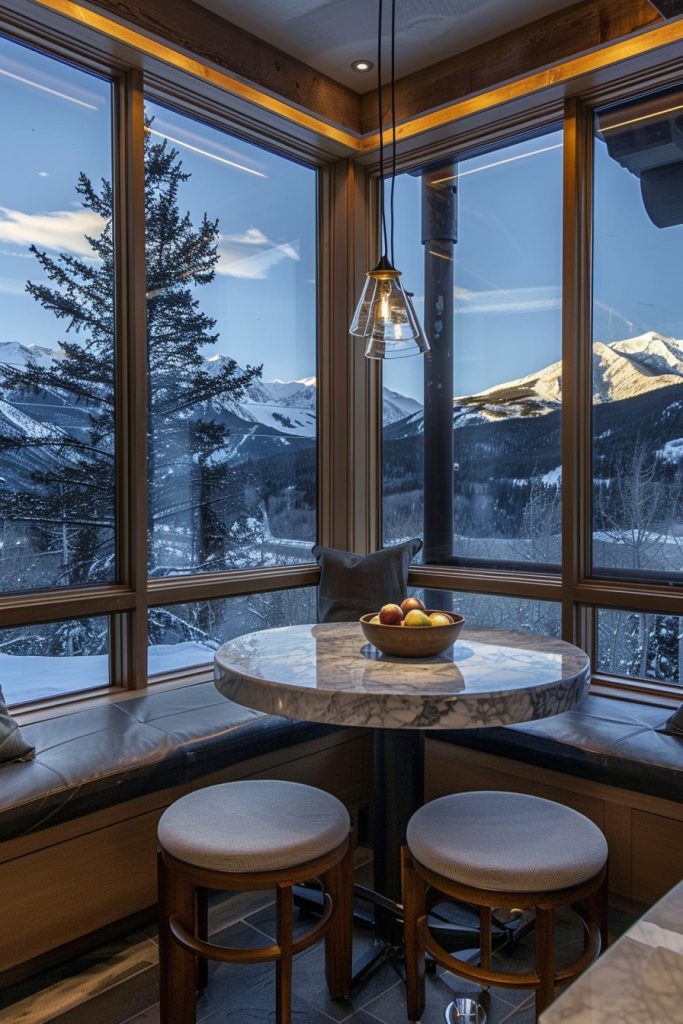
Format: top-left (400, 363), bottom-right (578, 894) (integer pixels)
top-left (157, 780), bottom-right (354, 1024)
top-left (407, 790), bottom-right (608, 892)
top-left (402, 790), bottom-right (609, 1023)
top-left (158, 780), bottom-right (350, 873)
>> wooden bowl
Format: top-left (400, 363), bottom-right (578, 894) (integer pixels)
top-left (359, 610), bottom-right (465, 658)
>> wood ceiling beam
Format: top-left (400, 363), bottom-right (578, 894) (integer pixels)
top-left (81, 0), bottom-right (362, 134)
top-left (360, 0), bottom-right (663, 135)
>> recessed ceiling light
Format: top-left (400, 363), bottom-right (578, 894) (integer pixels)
top-left (351, 59), bottom-right (374, 73)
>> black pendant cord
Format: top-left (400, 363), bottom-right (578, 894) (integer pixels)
top-left (377, 0), bottom-right (389, 261)
top-left (390, 0), bottom-right (397, 268)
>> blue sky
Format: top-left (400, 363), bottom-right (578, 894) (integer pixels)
top-left (3, 34), bottom-right (683, 405)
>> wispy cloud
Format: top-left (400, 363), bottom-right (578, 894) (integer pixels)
top-left (0, 277), bottom-right (25, 296)
top-left (216, 227), bottom-right (299, 280)
top-left (0, 207), bottom-right (106, 257)
top-left (453, 285), bottom-right (561, 314)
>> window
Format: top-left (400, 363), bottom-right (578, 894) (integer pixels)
top-left (597, 608), bottom-right (683, 687)
top-left (148, 587), bottom-right (317, 674)
top-left (408, 588), bottom-right (561, 636)
top-left (0, 37), bottom-right (115, 592)
top-left (0, 616), bottom-right (109, 705)
top-left (144, 101), bottom-right (318, 578)
top-left (592, 89), bottom-right (683, 581)
top-left (0, 30), bottom-right (320, 709)
top-left (382, 131), bottom-right (563, 570)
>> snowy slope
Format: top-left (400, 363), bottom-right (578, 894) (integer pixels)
top-left (455, 331), bottom-right (683, 424)
top-left (0, 341), bottom-right (63, 369)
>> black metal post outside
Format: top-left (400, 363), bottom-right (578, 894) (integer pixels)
top-left (422, 164), bottom-right (457, 584)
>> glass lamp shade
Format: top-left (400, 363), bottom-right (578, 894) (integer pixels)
top-left (349, 257), bottom-right (427, 346)
top-left (363, 287), bottom-right (430, 359)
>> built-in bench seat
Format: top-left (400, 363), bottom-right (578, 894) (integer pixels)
top-left (427, 694), bottom-right (683, 905)
top-left (0, 682), bottom-right (338, 841)
top-left (437, 695), bottom-right (683, 804)
top-left (0, 682), bottom-right (371, 985)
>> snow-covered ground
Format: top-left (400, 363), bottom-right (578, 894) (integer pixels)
top-left (1, 642), bottom-right (216, 705)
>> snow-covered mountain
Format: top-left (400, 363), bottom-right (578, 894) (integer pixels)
top-left (0, 341), bottom-right (63, 369)
top-left (453, 331), bottom-right (683, 426)
top-left (3, 331), bottom-right (683, 451)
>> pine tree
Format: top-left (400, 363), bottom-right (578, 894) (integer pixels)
top-left (0, 124), bottom-right (262, 652)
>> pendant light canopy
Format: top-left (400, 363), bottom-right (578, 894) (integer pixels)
top-left (349, 0), bottom-right (429, 360)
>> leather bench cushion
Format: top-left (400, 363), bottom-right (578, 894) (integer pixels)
top-left (0, 683), bottom-right (338, 840)
top-left (436, 695), bottom-right (683, 804)
top-left (115, 682), bottom-right (337, 780)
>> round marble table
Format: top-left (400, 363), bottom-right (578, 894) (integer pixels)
top-left (214, 622), bottom-right (590, 944)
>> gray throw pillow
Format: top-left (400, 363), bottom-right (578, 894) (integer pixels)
top-left (0, 686), bottom-right (35, 763)
top-left (663, 705), bottom-right (683, 737)
top-left (312, 539), bottom-right (423, 623)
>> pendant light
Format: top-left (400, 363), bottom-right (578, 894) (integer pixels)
top-left (349, 0), bottom-right (429, 360)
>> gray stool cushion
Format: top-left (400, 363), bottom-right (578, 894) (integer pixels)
top-left (407, 791), bottom-right (607, 893)
top-left (158, 780), bottom-right (350, 873)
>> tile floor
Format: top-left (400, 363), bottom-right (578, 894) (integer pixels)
top-left (0, 865), bottom-right (636, 1024)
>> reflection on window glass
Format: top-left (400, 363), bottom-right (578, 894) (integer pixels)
top-left (382, 131), bottom-right (563, 569)
top-left (597, 608), bottom-right (682, 686)
top-left (0, 616), bottom-right (109, 705)
top-left (144, 101), bottom-right (317, 578)
top-left (148, 587), bottom-right (317, 675)
top-left (408, 587), bottom-right (561, 636)
top-left (593, 89), bottom-right (683, 578)
top-left (0, 37), bottom-right (115, 592)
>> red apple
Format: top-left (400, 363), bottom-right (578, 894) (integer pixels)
top-left (400, 597), bottom-right (425, 614)
top-left (404, 609), bottom-right (431, 628)
top-left (429, 612), bottom-right (454, 627)
top-left (379, 603), bottom-right (403, 625)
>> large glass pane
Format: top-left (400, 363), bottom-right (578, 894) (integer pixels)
top-left (408, 587), bottom-right (561, 636)
top-left (0, 37), bottom-right (115, 591)
top-left (148, 587), bottom-right (317, 675)
top-left (593, 89), bottom-right (683, 578)
top-left (144, 101), bottom-right (317, 577)
top-left (0, 616), bottom-right (109, 705)
top-left (382, 130), bottom-right (563, 569)
top-left (597, 608), bottom-right (683, 687)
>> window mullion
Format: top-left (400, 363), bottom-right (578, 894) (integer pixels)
top-left (561, 97), bottom-right (593, 645)
top-left (112, 67), bottom-right (148, 689)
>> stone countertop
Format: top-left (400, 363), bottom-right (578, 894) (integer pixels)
top-left (540, 881), bottom-right (683, 1023)
top-left (214, 622), bottom-right (590, 730)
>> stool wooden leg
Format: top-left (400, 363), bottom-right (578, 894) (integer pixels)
top-left (480, 906), bottom-right (492, 972)
top-left (323, 837), bottom-right (353, 998)
top-left (196, 887), bottom-right (209, 992)
top-left (534, 904), bottom-right (555, 1020)
top-left (401, 846), bottom-right (426, 1023)
top-left (276, 884), bottom-right (293, 1024)
top-left (158, 851), bottom-right (197, 1024)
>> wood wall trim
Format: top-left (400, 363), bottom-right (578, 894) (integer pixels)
top-left (26, 0), bottom-right (361, 151)
top-left (360, 0), bottom-right (661, 136)
top-left (73, 0), bottom-right (361, 133)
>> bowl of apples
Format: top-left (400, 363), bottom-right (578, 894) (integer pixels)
top-left (360, 598), bottom-right (465, 658)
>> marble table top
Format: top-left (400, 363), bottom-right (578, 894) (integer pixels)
top-left (214, 623), bottom-right (590, 730)
top-left (540, 880), bottom-right (683, 1023)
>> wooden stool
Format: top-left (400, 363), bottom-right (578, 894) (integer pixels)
top-left (157, 779), bottom-right (354, 1024)
top-left (402, 791), bottom-right (608, 1022)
